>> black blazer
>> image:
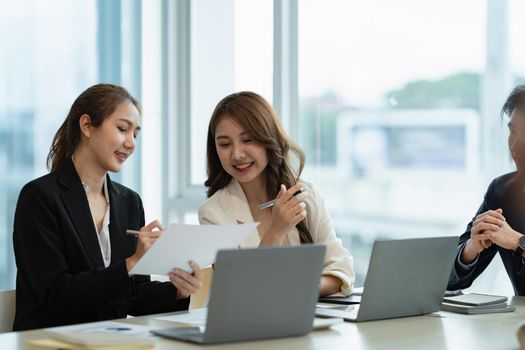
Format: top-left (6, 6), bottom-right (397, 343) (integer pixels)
top-left (12, 158), bottom-right (189, 331)
top-left (448, 171), bottom-right (525, 295)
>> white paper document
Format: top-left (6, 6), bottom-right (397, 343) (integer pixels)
top-left (46, 321), bottom-right (154, 346)
top-left (156, 308), bottom-right (209, 326)
top-left (129, 223), bottom-right (258, 275)
top-left (48, 320), bottom-right (153, 336)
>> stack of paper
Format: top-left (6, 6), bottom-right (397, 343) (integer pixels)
top-left (28, 334), bottom-right (153, 350)
top-left (27, 322), bottom-right (154, 350)
top-left (441, 293), bottom-right (515, 315)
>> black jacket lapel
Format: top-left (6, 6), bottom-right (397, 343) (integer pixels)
top-left (58, 158), bottom-right (105, 269)
top-left (107, 175), bottom-right (131, 262)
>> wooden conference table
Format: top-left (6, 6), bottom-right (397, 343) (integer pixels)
top-left (2, 297), bottom-right (524, 350)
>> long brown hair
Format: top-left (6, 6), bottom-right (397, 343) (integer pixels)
top-left (204, 91), bottom-right (313, 243)
top-left (47, 83), bottom-right (141, 172)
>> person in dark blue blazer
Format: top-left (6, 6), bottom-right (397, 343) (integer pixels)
top-left (448, 85), bottom-right (525, 295)
top-left (12, 84), bottom-right (202, 331)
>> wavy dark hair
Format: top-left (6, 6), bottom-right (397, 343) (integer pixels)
top-left (47, 83), bottom-right (141, 172)
top-left (204, 91), bottom-right (313, 243)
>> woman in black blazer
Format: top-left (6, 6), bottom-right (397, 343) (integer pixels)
top-left (12, 84), bottom-right (202, 331)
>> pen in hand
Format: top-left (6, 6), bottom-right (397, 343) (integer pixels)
top-left (126, 229), bottom-right (140, 237)
top-left (259, 188), bottom-right (305, 209)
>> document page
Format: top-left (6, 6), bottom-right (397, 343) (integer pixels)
top-left (43, 321), bottom-right (154, 346)
top-left (130, 223), bottom-right (258, 275)
top-left (155, 308), bottom-right (209, 326)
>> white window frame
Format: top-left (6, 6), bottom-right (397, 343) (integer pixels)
top-left (161, 0), bottom-right (513, 224)
top-left (161, 0), bottom-right (299, 223)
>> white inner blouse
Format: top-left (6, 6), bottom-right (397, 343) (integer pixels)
top-left (82, 178), bottom-right (111, 267)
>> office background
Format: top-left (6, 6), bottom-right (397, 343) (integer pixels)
top-left (0, 0), bottom-right (523, 295)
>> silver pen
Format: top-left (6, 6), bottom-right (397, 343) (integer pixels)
top-left (126, 229), bottom-right (140, 237)
top-left (259, 188), bottom-right (305, 209)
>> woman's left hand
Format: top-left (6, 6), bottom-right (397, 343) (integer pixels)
top-left (262, 183), bottom-right (307, 244)
top-left (168, 260), bottom-right (203, 299)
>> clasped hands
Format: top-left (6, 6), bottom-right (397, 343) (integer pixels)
top-left (125, 220), bottom-right (202, 300)
top-left (463, 209), bottom-right (523, 263)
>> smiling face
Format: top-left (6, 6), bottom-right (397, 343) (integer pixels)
top-left (508, 108), bottom-right (525, 173)
top-left (214, 115), bottom-right (269, 187)
top-left (85, 100), bottom-right (141, 173)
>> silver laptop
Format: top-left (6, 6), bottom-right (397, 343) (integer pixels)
top-left (316, 236), bottom-right (458, 322)
top-left (152, 245), bottom-right (326, 344)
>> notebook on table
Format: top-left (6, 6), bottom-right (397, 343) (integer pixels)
top-left (315, 236), bottom-right (459, 322)
top-left (152, 245), bottom-right (326, 344)
top-left (443, 293), bottom-right (508, 306)
top-left (441, 293), bottom-right (515, 314)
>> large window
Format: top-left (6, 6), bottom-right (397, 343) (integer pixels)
top-left (166, 0), bottom-right (273, 225)
top-left (0, 1), bottom-right (98, 290)
top-left (189, 0), bottom-right (273, 188)
top-left (1, 1), bottom-right (522, 296)
top-left (298, 0), bottom-right (519, 294)
top-left (0, 0), bottom-right (145, 290)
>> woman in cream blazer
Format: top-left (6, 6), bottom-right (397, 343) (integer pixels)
top-left (199, 91), bottom-right (355, 296)
top-left (199, 179), bottom-right (354, 295)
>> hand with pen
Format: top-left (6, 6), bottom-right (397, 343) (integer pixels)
top-left (125, 220), bottom-right (202, 299)
top-left (259, 183), bottom-right (308, 246)
top-left (125, 220), bottom-right (164, 271)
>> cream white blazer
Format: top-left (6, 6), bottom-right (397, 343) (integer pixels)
top-left (198, 179), bottom-right (355, 295)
